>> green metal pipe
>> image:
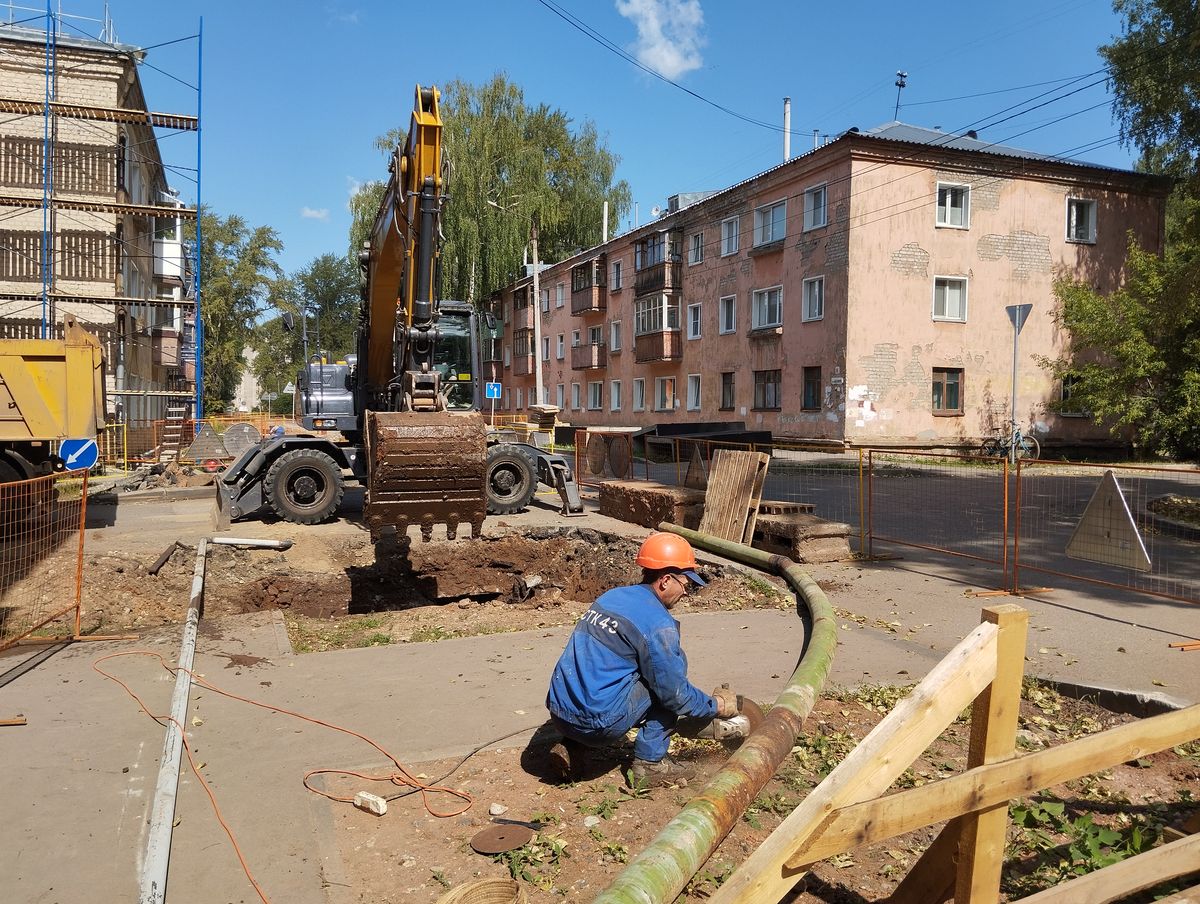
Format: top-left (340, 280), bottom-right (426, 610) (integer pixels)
top-left (593, 522), bottom-right (839, 904)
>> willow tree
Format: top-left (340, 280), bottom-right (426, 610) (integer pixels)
top-left (348, 74), bottom-right (631, 305)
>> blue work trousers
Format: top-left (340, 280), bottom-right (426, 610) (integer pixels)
top-left (551, 680), bottom-right (688, 762)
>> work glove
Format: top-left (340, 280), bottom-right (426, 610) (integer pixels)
top-left (712, 686), bottom-right (738, 719)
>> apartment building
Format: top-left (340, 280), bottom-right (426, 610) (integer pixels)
top-left (492, 123), bottom-right (1170, 449)
top-left (0, 22), bottom-right (196, 423)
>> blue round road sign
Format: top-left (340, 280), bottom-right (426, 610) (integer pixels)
top-left (59, 438), bottom-right (99, 471)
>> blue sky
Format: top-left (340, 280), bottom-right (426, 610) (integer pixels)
top-left (44, 0), bottom-right (1136, 277)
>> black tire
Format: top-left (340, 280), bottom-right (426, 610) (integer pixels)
top-left (978, 439), bottom-right (1001, 458)
top-left (486, 443), bottom-right (538, 515)
top-left (263, 449), bottom-right (344, 524)
top-left (1017, 435), bottom-right (1041, 460)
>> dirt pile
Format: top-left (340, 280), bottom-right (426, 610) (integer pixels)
top-left (108, 462), bottom-right (215, 493)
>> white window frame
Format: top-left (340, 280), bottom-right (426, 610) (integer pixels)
top-left (753, 199), bottom-right (786, 246)
top-left (719, 294), bottom-right (736, 334)
top-left (932, 276), bottom-right (968, 322)
top-left (556, 334), bottom-right (564, 360)
top-left (687, 302), bottom-right (702, 340)
top-left (572, 329), bottom-right (581, 347)
top-left (803, 183), bottom-right (827, 231)
top-left (751, 286), bottom-right (783, 329)
top-left (540, 288), bottom-right (550, 312)
top-left (541, 336), bottom-right (550, 361)
top-left (935, 182), bottom-right (971, 229)
top-left (571, 382), bottom-right (581, 410)
top-left (610, 258), bottom-right (623, 290)
top-left (633, 378), bottom-right (646, 412)
top-left (654, 376), bottom-right (676, 412)
top-left (686, 374), bottom-right (701, 411)
top-left (555, 282), bottom-right (565, 308)
top-left (802, 276), bottom-right (824, 322)
top-left (688, 231), bottom-right (704, 265)
top-left (610, 380), bottom-right (622, 411)
top-left (556, 383), bottom-right (565, 409)
top-left (515, 387), bottom-right (523, 409)
top-left (1066, 197), bottom-right (1096, 244)
top-left (609, 320), bottom-right (622, 352)
top-left (720, 216), bottom-right (739, 256)
top-left (587, 324), bottom-right (602, 346)
top-left (634, 294), bottom-right (680, 336)
top-left (503, 345), bottom-right (511, 367)
top-left (587, 381), bottom-right (603, 411)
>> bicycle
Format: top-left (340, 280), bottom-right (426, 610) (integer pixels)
top-left (979, 424), bottom-right (1040, 461)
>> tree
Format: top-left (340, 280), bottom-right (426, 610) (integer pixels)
top-left (251, 253), bottom-right (360, 408)
top-left (348, 74), bottom-right (631, 306)
top-left (192, 209), bottom-right (283, 414)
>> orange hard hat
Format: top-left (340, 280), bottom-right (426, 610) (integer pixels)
top-left (636, 533), bottom-right (705, 586)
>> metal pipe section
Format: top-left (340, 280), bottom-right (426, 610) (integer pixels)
top-left (139, 538), bottom-right (207, 904)
top-left (210, 537), bottom-right (293, 551)
top-left (594, 523), bottom-right (838, 904)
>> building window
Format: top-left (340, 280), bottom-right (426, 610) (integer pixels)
top-left (556, 334), bottom-right (564, 359)
top-left (654, 377), bottom-right (676, 412)
top-left (803, 183), bottom-right (827, 230)
top-left (635, 232), bottom-right (667, 269)
top-left (1067, 198), bottom-right (1096, 243)
top-left (633, 378), bottom-right (646, 411)
top-left (688, 231), bottom-right (704, 265)
top-left (936, 183), bottom-right (970, 228)
top-left (753, 370), bottom-right (782, 410)
top-left (540, 288), bottom-right (550, 312)
top-left (515, 387), bottom-right (523, 409)
top-left (587, 324), bottom-right (602, 346)
top-left (513, 329), bottom-right (533, 357)
top-left (571, 382), bottom-right (581, 410)
top-left (502, 301), bottom-right (510, 323)
top-left (610, 320), bottom-right (622, 352)
top-left (802, 277), bottom-right (824, 322)
top-left (503, 345), bottom-right (511, 367)
top-left (556, 383), bottom-right (564, 408)
top-left (720, 372), bottom-right (735, 410)
top-left (719, 295), bottom-right (736, 334)
top-left (802, 366), bottom-right (822, 410)
top-left (686, 374), bottom-right (701, 410)
top-left (611, 258), bottom-right (623, 289)
top-left (572, 329), bottom-right (581, 347)
top-left (933, 277), bottom-right (968, 322)
top-left (588, 381), bottom-right (603, 410)
top-left (1060, 373), bottom-right (1090, 417)
top-left (610, 380), bottom-right (622, 411)
top-left (542, 336), bottom-right (550, 361)
top-left (687, 302), bottom-right (702, 339)
top-left (754, 199), bottom-right (786, 246)
top-left (572, 265), bottom-right (591, 292)
top-left (752, 286), bottom-right (783, 329)
top-left (556, 282), bottom-right (565, 308)
top-left (932, 367), bottom-right (963, 415)
top-left (634, 294), bottom-right (680, 335)
top-left (721, 216), bottom-right (739, 256)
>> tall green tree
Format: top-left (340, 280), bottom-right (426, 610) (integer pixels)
top-left (1040, 1), bottom-right (1200, 459)
top-left (193, 209), bottom-right (283, 414)
top-left (251, 253), bottom-right (360, 408)
top-left (348, 74), bottom-right (631, 306)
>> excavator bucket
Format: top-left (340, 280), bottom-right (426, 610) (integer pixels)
top-left (364, 410), bottom-right (487, 541)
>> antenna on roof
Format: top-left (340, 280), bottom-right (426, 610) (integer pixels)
top-left (894, 70), bottom-right (908, 121)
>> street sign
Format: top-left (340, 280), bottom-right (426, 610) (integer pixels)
top-left (485, 382), bottom-right (502, 400)
top-left (1006, 303), bottom-right (1033, 333)
top-left (59, 437), bottom-right (98, 471)
top-left (261, 392), bottom-right (278, 403)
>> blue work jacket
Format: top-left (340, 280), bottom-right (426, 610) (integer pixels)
top-left (546, 583), bottom-right (716, 731)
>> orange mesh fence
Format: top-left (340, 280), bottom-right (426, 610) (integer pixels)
top-left (99, 423), bottom-right (128, 469)
top-left (0, 471), bottom-right (88, 651)
top-left (865, 450), bottom-right (1008, 575)
top-left (1013, 459), bottom-right (1200, 604)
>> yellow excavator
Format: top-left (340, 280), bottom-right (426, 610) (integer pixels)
top-left (216, 85), bottom-right (582, 536)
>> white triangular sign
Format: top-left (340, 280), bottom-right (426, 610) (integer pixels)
top-left (1065, 470), bottom-right (1151, 572)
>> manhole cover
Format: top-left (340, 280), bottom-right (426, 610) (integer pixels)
top-left (608, 436), bottom-right (631, 477)
top-left (470, 823), bottom-right (535, 854)
top-left (585, 433), bottom-right (608, 476)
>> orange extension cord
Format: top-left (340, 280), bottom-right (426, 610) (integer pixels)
top-left (93, 650), bottom-right (475, 903)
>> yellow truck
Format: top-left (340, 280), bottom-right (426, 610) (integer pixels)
top-left (0, 314), bottom-right (106, 484)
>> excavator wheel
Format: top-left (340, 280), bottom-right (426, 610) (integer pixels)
top-left (263, 448), bottom-right (345, 525)
top-left (485, 443), bottom-right (538, 515)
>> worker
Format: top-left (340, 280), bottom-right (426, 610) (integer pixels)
top-left (545, 531), bottom-right (743, 785)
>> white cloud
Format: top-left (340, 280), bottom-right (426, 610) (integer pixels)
top-left (615, 0), bottom-right (706, 80)
top-left (301, 207), bottom-right (330, 221)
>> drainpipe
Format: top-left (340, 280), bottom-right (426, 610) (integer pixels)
top-left (594, 522), bottom-right (839, 904)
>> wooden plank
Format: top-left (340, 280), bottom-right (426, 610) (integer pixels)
top-left (788, 705), bottom-right (1200, 868)
top-left (700, 450), bottom-right (753, 541)
top-left (1146, 885), bottom-right (1200, 904)
top-left (709, 620), bottom-right (1000, 904)
top-left (1013, 832), bottom-right (1200, 904)
top-left (955, 604), bottom-right (1028, 904)
top-left (741, 453), bottom-right (770, 544)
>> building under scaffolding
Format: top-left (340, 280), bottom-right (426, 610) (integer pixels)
top-left (0, 6), bottom-right (200, 425)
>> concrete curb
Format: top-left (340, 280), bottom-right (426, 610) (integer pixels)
top-left (88, 485), bottom-right (216, 505)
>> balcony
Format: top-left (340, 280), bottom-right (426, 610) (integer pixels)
top-left (634, 260), bottom-right (683, 297)
top-left (634, 330), bottom-right (682, 363)
top-left (510, 304), bottom-right (534, 330)
top-left (570, 341), bottom-right (607, 370)
top-left (154, 238), bottom-right (185, 280)
top-left (571, 284), bottom-right (607, 315)
top-left (512, 354), bottom-right (534, 376)
top-left (152, 327), bottom-right (179, 366)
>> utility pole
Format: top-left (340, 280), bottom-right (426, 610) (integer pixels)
top-left (894, 70), bottom-right (907, 120)
top-left (530, 214), bottom-right (545, 407)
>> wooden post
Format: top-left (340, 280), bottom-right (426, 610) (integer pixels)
top-left (954, 604), bottom-right (1028, 903)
